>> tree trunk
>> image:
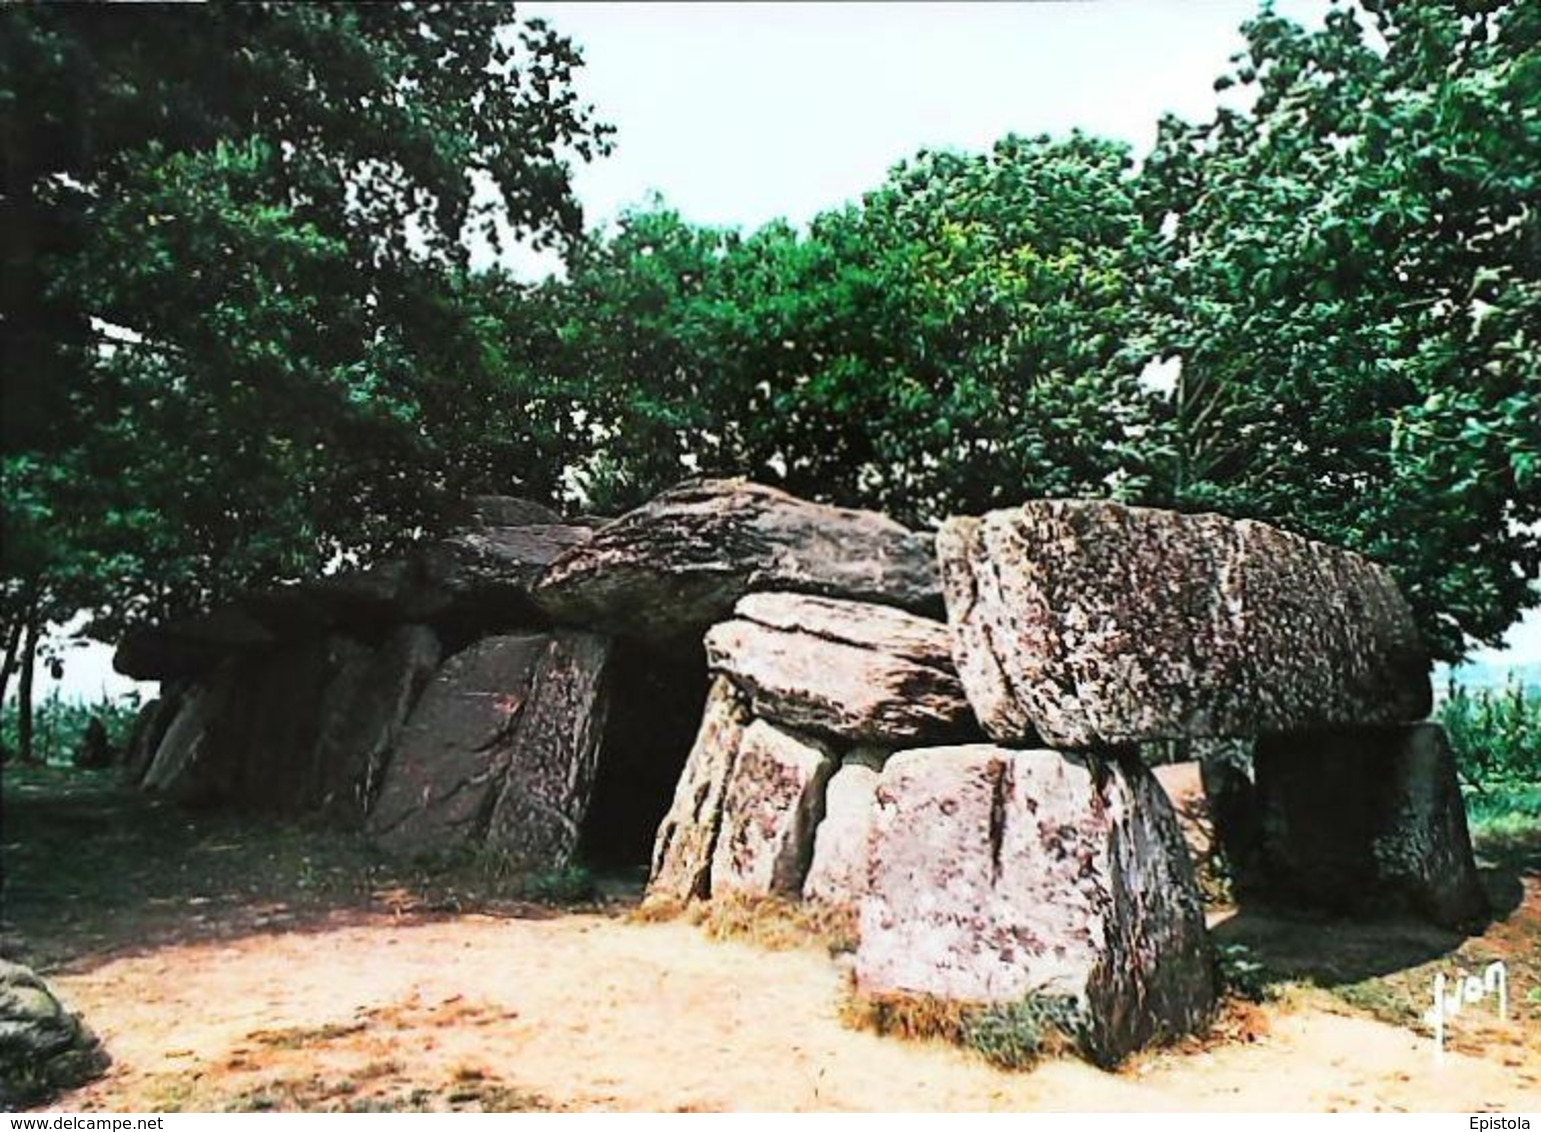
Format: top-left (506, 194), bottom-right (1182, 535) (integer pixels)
top-left (0, 615), bottom-right (23, 710)
top-left (16, 609), bottom-right (40, 765)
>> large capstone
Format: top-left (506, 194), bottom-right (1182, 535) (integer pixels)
top-left (703, 593), bottom-right (976, 744)
top-left (855, 745), bottom-right (1216, 1066)
top-left (368, 630), bottom-right (611, 867)
top-left (1253, 723), bottom-right (1487, 927)
top-left (402, 522), bottom-right (594, 632)
top-left (939, 500), bottom-right (1431, 748)
top-left (0, 960), bottom-right (109, 1108)
top-left (533, 479), bottom-right (941, 645)
top-left (113, 496), bottom-right (576, 681)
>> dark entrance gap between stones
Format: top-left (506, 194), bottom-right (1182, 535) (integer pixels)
top-left (579, 638), bottom-right (709, 870)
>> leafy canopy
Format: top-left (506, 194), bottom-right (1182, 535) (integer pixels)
top-left (0, 2), bottom-right (611, 638)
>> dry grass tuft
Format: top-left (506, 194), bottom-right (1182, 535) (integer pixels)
top-left (694, 895), bottom-right (858, 954)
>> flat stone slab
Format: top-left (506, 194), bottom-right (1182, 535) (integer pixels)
top-left (802, 750), bottom-right (887, 908)
top-left (704, 593), bottom-right (976, 744)
top-left (648, 677), bottom-right (754, 903)
top-left (709, 719), bottom-right (836, 899)
top-left (368, 630), bottom-right (611, 866)
top-left (939, 500), bottom-right (1431, 747)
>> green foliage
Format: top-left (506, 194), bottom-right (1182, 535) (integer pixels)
top-left (0, 691), bottom-right (141, 767)
top-left (1213, 942), bottom-right (1280, 1004)
top-left (961, 994), bottom-right (1088, 1070)
top-left (539, 0), bottom-right (1538, 656)
top-left (0, 4), bottom-right (611, 640)
top-left (3, 0), bottom-right (1535, 673)
top-left (1141, 0), bottom-right (1541, 658)
top-left (542, 134), bottom-right (1156, 523)
top-left (1439, 675), bottom-right (1541, 788)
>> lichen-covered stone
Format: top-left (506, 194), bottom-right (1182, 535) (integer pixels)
top-left (0, 960), bottom-right (109, 1108)
top-left (1254, 723), bottom-right (1487, 927)
top-left (704, 593), bottom-right (976, 744)
top-left (855, 745), bottom-right (1215, 1065)
top-left (648, 677), bottom-right (753, 903)
top-left (709, 720), bottom-right (836, 899)
top-left (802, 750), bottom-right (887, 908)
top-left (939, 500), bottom-right (1431, 748)
top-left (484, 631), bottom-right (612, 870)
top-left (533, 479), bottom-right (941, 644)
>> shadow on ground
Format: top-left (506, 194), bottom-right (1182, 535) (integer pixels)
top-left (0, 766), bottom-right (642, 976)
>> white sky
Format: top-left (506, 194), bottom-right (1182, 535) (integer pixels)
top-left (26, 0), bottom-right (1539, 705)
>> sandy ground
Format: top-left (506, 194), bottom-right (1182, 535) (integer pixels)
top-left (49, 912), bottom-right (1541, 1113)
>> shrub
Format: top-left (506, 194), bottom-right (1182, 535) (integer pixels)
top-left (1213, 942), bottom-right (1278, 1004)
top-left (1439, 675), bottom-right (1541, 789)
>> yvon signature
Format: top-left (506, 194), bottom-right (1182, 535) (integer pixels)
top-left (1424, 960), bottom-right (1508, 1055)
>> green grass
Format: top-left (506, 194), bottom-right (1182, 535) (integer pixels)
top-left (1465, 782), bottom-right (1541, 842)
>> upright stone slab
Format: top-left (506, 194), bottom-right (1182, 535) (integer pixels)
top-left (856, 745), bottom-right (1215, 1066)
top-left (311, 624), bottom-right (442, 823)
top-left (939, 501), bottom-right (1432, 748)
top-left (121, 689), bottom-right (184, 787)
top-left (484, 631), bottom-right (612, 870)
top-left (140, 667), bottom-right (242, 799)
top-left (368, 634), bottom-right (550, 856)
top-left (709, 719), bottom-right (837, 899)
top-left (648, 677), bottom-right (752, 904)
top-left (139, 637), bottom-right (362, 809)
top-left (1254, 723), bottom-right (1487, 927)
top-left (533, 479), bottom-right (941, 645)
top-left (369, 630), bottom-right (611, 865)
top-left (802, 748), bottom-right (887, 908)
top-left (704, 593), bottom-right (976, 744)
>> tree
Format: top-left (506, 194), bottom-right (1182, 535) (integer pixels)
top-left (544, 134), bottom-right (1157, 525)
top-left (1141, 0), bottom-right (1541, 658)
top-left (0, 3), bottom-right (612, 744)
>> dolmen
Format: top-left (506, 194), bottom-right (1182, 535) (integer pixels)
top-left (116, 484), bottom-right (1488, 1067)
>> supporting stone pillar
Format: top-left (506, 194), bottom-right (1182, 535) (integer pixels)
top-left (1254, 723), bottom-right (1487, 928)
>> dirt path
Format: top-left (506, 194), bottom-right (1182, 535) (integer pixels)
top-left (49, 913), bottom-right (1541, 1113)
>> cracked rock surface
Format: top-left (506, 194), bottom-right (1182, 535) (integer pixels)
top-left (939, 500), bottom-right (1431, 748)
top-left (368, 631), bottom-right (611, 866)
top-left (704, 593), bottom-right (977, 744)
top-left (533, 479), bottom-right (941, 644)
top-left (855, 744), bottom-right (1215, 1065)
